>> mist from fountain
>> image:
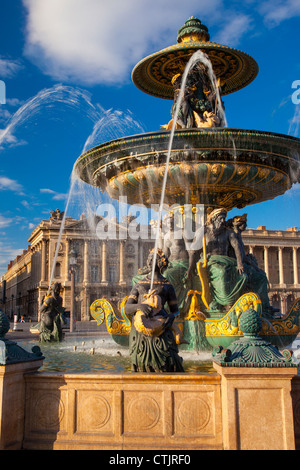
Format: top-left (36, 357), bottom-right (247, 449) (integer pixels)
top-left (149, 49), bottom-right (227, 291)
top-left (47, 104), bottom-right (146, 290)
top-left (0, 82), bottom-right (146, 291)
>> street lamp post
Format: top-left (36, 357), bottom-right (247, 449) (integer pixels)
top-left (69, 249), bottom-right (77, 333)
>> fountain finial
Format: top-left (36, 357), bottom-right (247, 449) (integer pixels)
top-left (177, 17), bottom-right (210, 43)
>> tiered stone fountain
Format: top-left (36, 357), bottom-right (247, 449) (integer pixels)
top-left (75, 17), bottom-right (300, 350)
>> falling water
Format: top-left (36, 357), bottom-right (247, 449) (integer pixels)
top-left (289, 104), bottom-right (300, 138)
top-left (194, 50), bottom-right (227, 127)
top-left (0, 83), bottom-right (145, 290)
top-left (47, 171), bottom-right (77, 293)
top-left (0, 85), bottom-right (101, 148)
top-left (150, 49), bottom-right (226, 290)
top-left (47, 122), bottom-right (145, 290)
top-left (82, 108), bottom-right (144, 152)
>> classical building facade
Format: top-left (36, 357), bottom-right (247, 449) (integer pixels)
top-left (1, 211), bottom-right (300, 322)
top-left (0, 210), bottom-right (153, 322)
top-left (242, 225), bottom-right (300, 313)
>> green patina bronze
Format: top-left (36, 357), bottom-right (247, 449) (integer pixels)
top-left (35, 282), bottom-right (66, 343)
top-left (0, 310), bottom-right (43, 365)
top-left (85, 17), bottom-right (300, 360)
top-left (212, 308), bottom-right (296, 367)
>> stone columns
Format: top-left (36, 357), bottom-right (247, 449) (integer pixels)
top-left (139, 242), bottom-right (143, 269)
top-left (65, 238), bottom-right (70, 282)
top-left (48, 240), bottom-right (53, 283)
top-left (83, 240), bottom-right (89, 284)
top-left (293, 247), bottom-right (299, 285)
top-left (278, 246), bottom-right (284, 285)
top-left (264, 245), bottom-right (269, 281)
top-left (101, 241), bottom-right (107, 283)
top-left (41, 240), bottom-right (47, 283)
top-left (119, 241), bottom-right (125, 284)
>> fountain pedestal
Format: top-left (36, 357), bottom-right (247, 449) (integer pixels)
top-left (0, 310), bottom-right (44, 449)
top-left (214, 363), bottom-right (297, 450)
top-left (213, 307), bottom-right (297, 450)
top-left (0, 360), bottom-right (44, 450)
top-left (213, 364), bottom-right (297, 450)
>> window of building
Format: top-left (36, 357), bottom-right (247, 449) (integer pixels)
top-left (75, 267), bottom-right (81, 283)
top-left (55, 262), bottom-right (61, 278)
top-left (73, 241), bottom-right (81, 257)
top-left (90, 241), bottom-right (99, 257)
top-left (108, 265), bottom-right (116, 282)
top-left (91, 265), bottom-right (99, 283)
top-left (127, 263), bottom-right (135, 277)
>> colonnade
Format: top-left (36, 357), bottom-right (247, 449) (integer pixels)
top-left (247, 245), bottom-right (299, 286)
top-left (248, 244), bottom-right (300, 313)
top-left (40, 238), bottom-right (145, 286)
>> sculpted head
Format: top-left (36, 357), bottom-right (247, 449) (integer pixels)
top-left (52, 282), bottom-right (62, 297)
top-left (232, 213), bottom-right (247, 232)
top-left (147, 248), bottom-right (169, 274)
top-left (206, 208), bottom-right (227, 230)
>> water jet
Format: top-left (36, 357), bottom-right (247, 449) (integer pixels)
top-left (76, 17), bottom-right (300, 351)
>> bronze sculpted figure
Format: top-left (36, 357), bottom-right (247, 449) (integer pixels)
top-left (227, 213), bottom-right (279, 316)
top-left (188, 208), bottom-right (277, 317)
top-left (125, 249), bottom-right (185, 372)
top-left (161, 65), bottom-right (222, 130)
top-left (37, 282), bottom-right (66, 342)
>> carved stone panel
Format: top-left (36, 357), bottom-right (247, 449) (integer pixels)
top-left (75, 390), bottom-right (114, 435)
top-left (123, 391), bottom-right (164, 437)
top-left (173, 391), bottom-right (215, 438)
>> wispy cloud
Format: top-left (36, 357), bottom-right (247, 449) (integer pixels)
top-left (0, 57), bottom-right (22, 79)
top-left (259, 0), bottom-right (300, 26)
top-left (22, 0), bottom-right (222, 85)
top-left (289, 105), bottom-right (300, 137)
top-left (0, 215), bottom-right (14, 228)
top-left (0, 176), bottom-right (23, 193)
top-left (0, 241), bottom-right (25, 275)
top-left (0, 128), bottom-right (27, 149)
top-left (40, 188), bottom-right (68, 200)
top-left (214, 14), bottom-right (253, 46)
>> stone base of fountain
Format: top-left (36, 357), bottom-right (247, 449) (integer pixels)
top-left (0, 363), bottom-right (294, 450)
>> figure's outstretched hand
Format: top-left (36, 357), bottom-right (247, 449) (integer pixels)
top-left (183, 268), bottom-right (193, 286)
top-left (137, 303), bottom-right (153, 318)
top-left (237, 264), bottom-right (245, 275)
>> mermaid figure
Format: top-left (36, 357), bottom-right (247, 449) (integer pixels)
top-left (125, 249), bottom-right (185, 372)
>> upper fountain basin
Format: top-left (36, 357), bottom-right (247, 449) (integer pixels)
top-left (74, 128), bottom-right (300, 210)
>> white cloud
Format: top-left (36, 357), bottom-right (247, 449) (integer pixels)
top-left (289, 104), bottom-right (300, 137)
top-left (22, 0), bottom-right (223, 85)
top-left (40, 188), bottom-right (68, 200)
top-left (0, 128), bottom-right (27, 150)
top-left (259, 0), bottom-right (300, 26)
top-left (0, 215), bottom-right (13, 228)
top-left (0, 58), bottom-right (22, 78)
top-left (0, 242), bottom-right (25, 275)
top-left (214, 14), bottom-right (253, 46)
top-left (0, 176), bottom-right (23, 193)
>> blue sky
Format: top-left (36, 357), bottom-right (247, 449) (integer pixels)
top-left (0, 0), bottom-right (300, 274)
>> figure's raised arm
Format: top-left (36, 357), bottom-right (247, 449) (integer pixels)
top-left (229, 230), bottom-right (244, 274)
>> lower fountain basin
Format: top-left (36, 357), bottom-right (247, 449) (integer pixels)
top-left (19, 335), bottom-right (215, 373)
top-left (75, 128), bottom-right (300, 210)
